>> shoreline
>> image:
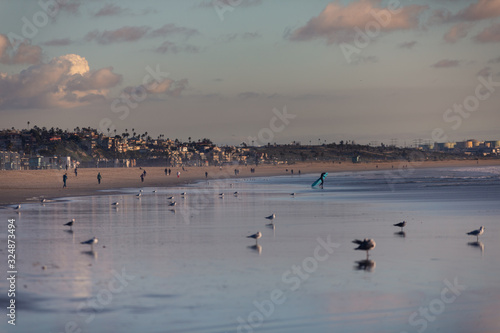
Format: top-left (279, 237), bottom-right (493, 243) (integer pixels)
top-left (1, 159), bottom-right (499, 206)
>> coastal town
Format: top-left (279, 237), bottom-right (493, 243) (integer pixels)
top-left (0, 126), bottom-right (498, 170)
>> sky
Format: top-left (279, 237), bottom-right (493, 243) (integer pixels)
top-left (0, 0), bottom-right (499, 146)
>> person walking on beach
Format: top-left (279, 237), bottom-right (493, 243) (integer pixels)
top-left (165, 168), bottom-right (168, 176)
top-left (140, 173), bottom-right (144, 182)
top-left (319, 172), bottom-right (326, 189)
top-left (143, 170), bottom-right (147, 178)
top-left (177, 171), bottom-right (180, 178)
top-left (97, 172), bottom-right (102, 184)
top-left (63, 173), bottom-right (68, 188)
top-left (205, 171), bottom-right (208, 179)
top-left (74, 167), bottom-right (78, 177)
top-left (168, 168), bottom-right (171, 176)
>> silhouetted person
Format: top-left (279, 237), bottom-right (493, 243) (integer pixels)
top-left (140, 174), bottom-right (144, 182)
top-left (319, 172), bottom-right (326, 189)
top-left (63, 173), bottom-right (68, 188)
top-left (74, 167), bottom-right (78, 177)
top-left (205, 171), bottom-right (208, 178)
top-left (97, 172), bottom-right (102, 184)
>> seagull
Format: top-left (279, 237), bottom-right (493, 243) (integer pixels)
top-left (152, 190), bottom-right (157, 193)
top-left (169, 202), bottom-right (176, 206)
top-left (64, 219), bottom-right (75, 229)
top-left (233, 191), bottom-right (239, 196)
top-left (167, 196), bottom-right (174, 200)
top-left (247, 231), bottom-right (262, 243)
top-left (14, 204), bottom-right (21, 210)
top-left (219, 193), bottom-right (224, 197)
top-left (181, 192), bottom-right (187, 196)
top-left (136, 193), bottom-right (142, 198)
top-left (140, 189), bottom-right (143, 193)
top-left (353, 238), bottom-right (376, 259)
top-left (394, 221), bottom-right (406, 231)
top-left (111, 202), bottom-right (119, 206)
top-left (40, 198), bottom-right (46, 204)
top-left (265, 214), bottom-right (276, 220)
top-left (290, 193), bottom-right (296, 196)
top-left (467, 226), bottom-right (485, 241)
top-left (81, 237), bottom-right (98, 250)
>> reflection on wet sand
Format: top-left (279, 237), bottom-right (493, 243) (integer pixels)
top-left (354, 259), bottom-right (376, 272)
top-left (247, 244), bottom-right (262, 254)
top-left (81, 250), bottom-right (98, 259)
top-left (394, 231), bottom-right (406, 238)
top-left (467, 241), bottom-right (484, 254)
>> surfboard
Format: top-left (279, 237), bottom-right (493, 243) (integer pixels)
top-left (311, 172), bottom-right (328, 187)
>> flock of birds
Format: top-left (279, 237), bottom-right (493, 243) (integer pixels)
top-left (246, 216), bottom-right (486, 263)
top-left (11, 189), bottom-right (487, 258)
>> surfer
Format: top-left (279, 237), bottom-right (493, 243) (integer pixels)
top-left (319, 172), bottom-right (326, 189)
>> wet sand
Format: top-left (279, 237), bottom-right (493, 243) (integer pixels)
top-left (1, 159), bottom-right (499, 205)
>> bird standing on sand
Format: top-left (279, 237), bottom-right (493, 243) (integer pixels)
top-left (467, 226), bottom-right (485, 241)
top-left (64, 219), bottom-right (75, 229)
top-left (14, 204), bottom-right (21, 210)
top-left (394, 221), bottom-right (406, 231)
top-left (265, 214), bottom-right (276, 220)
top-left (81, 237), bottom-right (98, 250)
top-left (169, 202), bottom-right (176, 206)
top-left (353, 238), bottom-right (376, 258)
top-left (247, 231), bottom-right (262, 243)
top-left (111, 202), bottom-right (119, 207)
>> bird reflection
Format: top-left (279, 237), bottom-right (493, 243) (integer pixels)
top-left (81, 250), bottom-right (98, 259)
top-left (248, 244), bottom-right (262, 254)
top-left (394, 231), bottom-right (406, 238)
top-left (266, 223), bottom-right (275, 230)
top-left (467, 241), bottom-right (484, 253)
top-left (354, 259), bottom-right (376, 272)
top-left (64, 229), bottom-right (74, 235)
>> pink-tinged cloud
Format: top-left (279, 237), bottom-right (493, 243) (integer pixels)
top-left (474, 22), bottom-right (500, 43)
top-left (398, 41), bottom-right (417, 49)
top-left (42, 38), bottom-right (73, 46)
top-left (444, 22), bottom-right (474, 43)
top-left (0, 34), bottom-right (42, 65)
top-left (288, 0), bottom-right (427, 44)
top-left (149, 24), bottom-right (199, 38)
top-left (429, 0), bottom-right (500, 24)
top-left (0, 54), bottom-right (122, 109)
top-left (94, 4), bottom-right (128, 17)
top-left (456, 0), bottom-right (500, 21)
top-left (431, 59), bottom-right (460, 68)
top-left (85, 26), bottom-right (150, 44)
top-left (154, 41), bottom-right (200, 54)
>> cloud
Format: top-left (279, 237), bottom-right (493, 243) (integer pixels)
top-left (85, 26), bottom-right (150, 44)
top-left (288, 0), bottom-right (427, 44)
top-left (0, 34), bottom-right (42, 65)
top-left (218, 32), bottom-right (261, 42)
top-left (477, 67), bottom-right (492, 77)
top-left (398, 41), bottom-right (417, 49)
top-left (455, 0), bottom-right (500, 21)
top-left (154, 41), bottom-right (200, 54)
top-left (429, 0), bottom-right (500, 24)
top-left (474, 22), bottom-right (500, 43)
top-left (94, 4), bottom-right (128, 17)
top-left (488, 55), bottom-right (500, 63)
top-left (350, 55), bottom-right (378, 65)
top-left (123, 78), bottom-right (188, 98)
top-left (0, 54), bottom-right (122, 109)
top-left (85, 24), bottom-right (199, 44)
top-left (431, 59), bottom-right (461, 68)
top-left (149, 23), bottom-right (199, 39)
top-left (41, 38), bottom-right (73, 46)
top-left (238, 91), bottom-right (261, 99)
top-left (197, 0), bottom-right (262, 8)
top-left (444, 22), bottom-right (474, 43)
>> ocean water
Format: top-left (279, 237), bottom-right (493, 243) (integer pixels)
top-left (1, 166), bottom-right (499, 333)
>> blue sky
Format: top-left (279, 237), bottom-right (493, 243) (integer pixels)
top-left (0, 0), bottom-right (499, 145)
